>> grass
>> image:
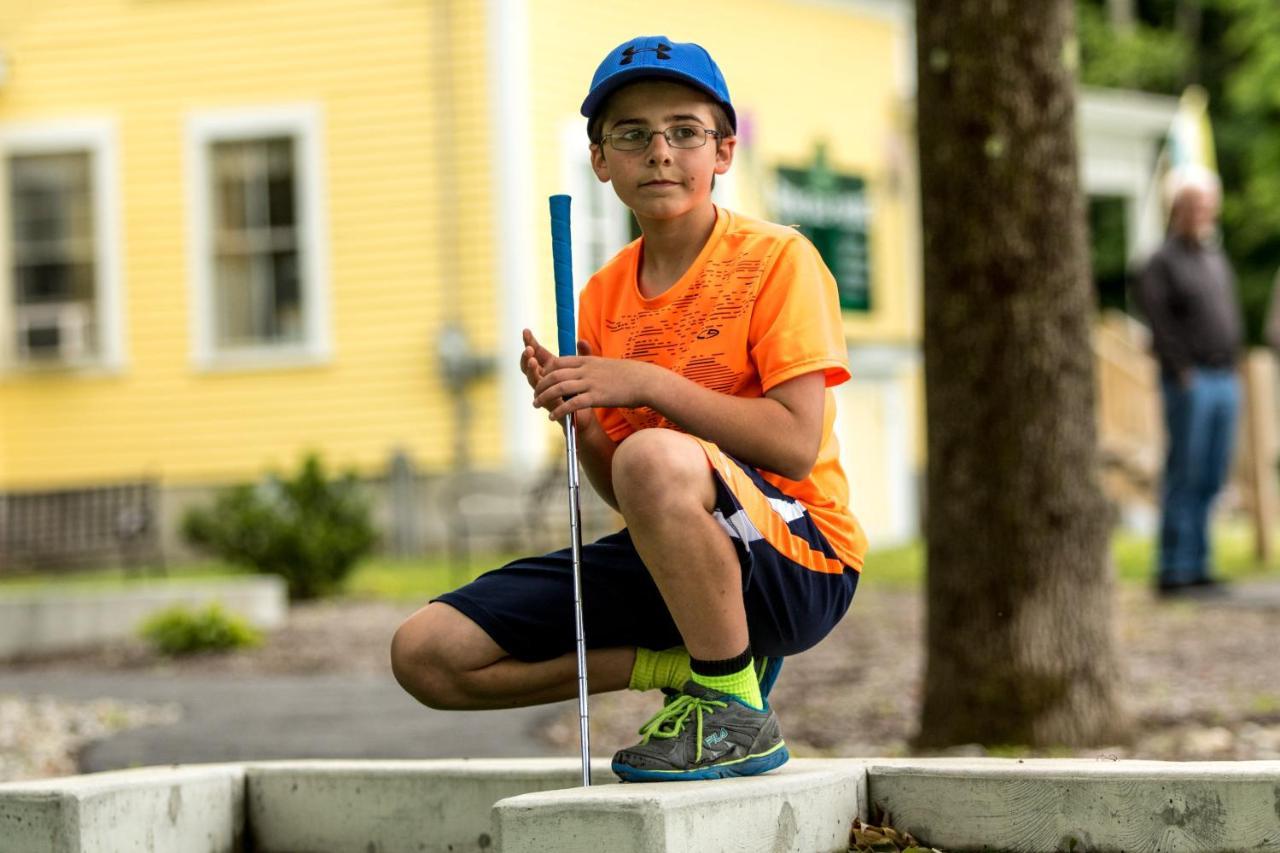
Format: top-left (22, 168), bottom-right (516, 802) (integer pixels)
top-left (2, 518), bottom-right (1274, 599)
top-left (342, 555), bottom-right (513, 601)
top-left (863, 517), bottom-right (1277, 590)
top-left (0, 561), bottom-right (242, 592)
top-left (0, 553), bottom-right (509, 603)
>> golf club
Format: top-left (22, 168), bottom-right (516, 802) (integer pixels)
top-left (549, 193), bottom-right (591, 787)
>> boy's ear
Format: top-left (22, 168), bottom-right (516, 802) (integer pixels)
top-left (714, 136), bottom-right (737, 176)
top-left (590, 143), bottom-right (611, 183)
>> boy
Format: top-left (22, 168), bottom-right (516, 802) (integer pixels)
top-left (391, 35), bottom-right (866, 782)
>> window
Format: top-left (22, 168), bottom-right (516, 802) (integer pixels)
top-left (8, 153), bottom-right (97, 361)
top-left (0, 120), bottom-right (122, 371)
top-left (187, 106), bottom-right (329, 368)
top-left (210, 138), bottom-right (302, 347)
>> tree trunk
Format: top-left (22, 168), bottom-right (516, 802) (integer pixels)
top-left (914, 0), bottom-right (1130, 748)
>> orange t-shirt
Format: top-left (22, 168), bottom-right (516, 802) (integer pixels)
top-left (578, 207), bottom-right (867, 570)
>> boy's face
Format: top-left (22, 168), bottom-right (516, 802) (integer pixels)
top-left (589, 81), bottom-right (735, 224)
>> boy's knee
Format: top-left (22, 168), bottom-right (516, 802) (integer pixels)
top-left (613, 429), bottom-right (709, 506)
top-left (390, 612), bottom-right (470, 710)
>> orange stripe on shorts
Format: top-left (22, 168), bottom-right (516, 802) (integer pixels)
top-left (694, 439), bottom-right (847, 575)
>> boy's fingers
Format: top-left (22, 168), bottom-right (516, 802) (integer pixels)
top-left (577, 339), bottom-right (594, 357)
top-left (536, 379), bottom-right (587, 411)
top-left (549, 394), bottom-right (589, 422)
top-left (522, 329), bottom-right (555, 365)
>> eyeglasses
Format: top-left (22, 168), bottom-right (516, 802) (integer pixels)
top-left (601, 125), bottom-right (721, 152)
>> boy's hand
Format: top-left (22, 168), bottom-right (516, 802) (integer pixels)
top-left (533, 346), bottom-right (656, 422)
top-left (521, 330), bottom-right (601, 431)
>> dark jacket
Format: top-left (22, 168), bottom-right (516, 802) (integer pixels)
top-left (1135, 236), bottom-right (1243, 379)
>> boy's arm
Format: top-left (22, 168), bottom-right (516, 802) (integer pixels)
top-left (650, 368), bottom-right (824, 481)
top-left (534, 357), bottom-right (825, 481)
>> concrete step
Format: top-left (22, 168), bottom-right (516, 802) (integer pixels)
top-left (867, 757), bottom-right (1280, 852)
top-left (0, 764), bottom-right (244, 853)
top-left (493, 760), bottom-right (864, 853)
top-left (2, 757), bottom-right (1279, 852)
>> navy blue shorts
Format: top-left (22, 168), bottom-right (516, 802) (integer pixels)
top-left (434, 449), bottom-right (859, 662)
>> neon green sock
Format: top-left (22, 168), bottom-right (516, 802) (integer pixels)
top-left (629, 646), bottom-right (691, 692)
top-left (692, 659), bottom-right (763, 710)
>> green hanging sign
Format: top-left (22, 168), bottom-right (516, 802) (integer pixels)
top-left (773, 143), bottom-right (872, 313)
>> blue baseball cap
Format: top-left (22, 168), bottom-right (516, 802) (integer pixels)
top-left (581, 36), bottom-right (736, 133)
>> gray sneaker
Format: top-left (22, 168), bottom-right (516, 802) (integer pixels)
top-left (611, 681), bottom-right (789, 782)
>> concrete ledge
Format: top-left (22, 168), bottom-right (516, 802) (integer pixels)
top-left (0, 576), bottom-right (287, 658)
top-left (493, 760), bottom-right (866, 853)
top-left (867, 758), bottom-right (1280, 852)
top-left (245, 758), bottom-right (615, 853)
top-left (3, 757), bottom-right (1279, 851)
top-left (0, 764), bottom-right (245, 853)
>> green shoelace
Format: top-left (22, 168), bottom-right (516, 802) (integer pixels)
top-left (635, 693), bottom-right (729, 763)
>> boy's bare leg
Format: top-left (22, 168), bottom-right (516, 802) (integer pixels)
top-left (391, 602), bottom-right (634, 710)
top-left (611, 429), bottom-right (748, 661)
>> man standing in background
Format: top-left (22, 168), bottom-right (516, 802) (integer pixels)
top-left (1135, 165), bottom-right (1243, 596)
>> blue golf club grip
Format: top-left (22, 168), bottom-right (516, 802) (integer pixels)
top-left (549, 195), bottom-right (576, 358)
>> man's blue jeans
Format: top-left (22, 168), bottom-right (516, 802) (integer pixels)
top-left (1158, 368), bottom-right (1239, 585)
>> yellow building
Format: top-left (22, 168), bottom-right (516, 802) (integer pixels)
top-left (0, 0), bottom-right (922, 560)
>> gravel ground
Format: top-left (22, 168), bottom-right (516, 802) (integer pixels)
top-left (545, 583), bottom-right (1280, 761)
top-left (2, 583), bottom-right (1278, 783)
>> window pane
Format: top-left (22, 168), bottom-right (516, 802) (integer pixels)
top-left (267, 139), bottom-right (295, 227)
top-left (217, 168), bottom-right (248, 232)
top-left (272, 250), bottom-right (302, 342)
top-left (214, 253), bottom-right (252, 346)
top-left (14, 261), bottom-right (94, 303)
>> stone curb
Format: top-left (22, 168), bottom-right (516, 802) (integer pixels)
top-left (0, 764), bottom-right (245, 853)
top-left (493, 760), bottom-right (865, 853)
top-left (865, 757), bottom-right (1280, 852)
top-left (1, 757), bottom-right (1279, 852)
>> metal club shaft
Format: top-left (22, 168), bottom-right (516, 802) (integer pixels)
top-left (564, 414), bottom-right (590, 786)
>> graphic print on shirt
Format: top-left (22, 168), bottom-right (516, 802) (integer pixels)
top-left (604, 256), bottom-right (766, 431)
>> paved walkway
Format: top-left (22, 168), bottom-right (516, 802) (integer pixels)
top-left (0, 670), bottom-right (576, 773)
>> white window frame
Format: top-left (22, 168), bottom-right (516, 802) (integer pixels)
top-left (185, 104), bottom-right (330, 370)
top-left (0, 118), bottom-right (125, 373)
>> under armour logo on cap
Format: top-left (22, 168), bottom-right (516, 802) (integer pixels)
top-left (581, 36), bottom-right (737, 133)
top-left (619, 42), bottom-right (672, 65)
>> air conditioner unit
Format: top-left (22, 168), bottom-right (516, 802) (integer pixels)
top-left (15, 302), bottom-right (91, 362)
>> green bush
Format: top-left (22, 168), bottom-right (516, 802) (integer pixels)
top-left (181, 453), bottom-right (378, 599)
top-left (140, 603), bottom-right (262, 656)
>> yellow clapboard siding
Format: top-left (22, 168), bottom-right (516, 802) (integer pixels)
top-left (1, 0), bottom-right (910, 506)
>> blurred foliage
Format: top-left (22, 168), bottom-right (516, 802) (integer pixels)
top-left (1214, 0), bottom-right (1280, 340)
top-left (182, 453), bottom-right (377, 600)
top-left (139, 603), bottom-right (261, 656)
top-left (1090, 196), bottom-right (1131, 312)
top-left (1078, 2), bottom-right (1191, 94)
top-left (1078, 0), bottom-right (1280, 343)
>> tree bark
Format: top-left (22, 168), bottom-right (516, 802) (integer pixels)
top-left (914, 0), bottom-right (1130, 747)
